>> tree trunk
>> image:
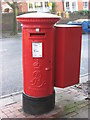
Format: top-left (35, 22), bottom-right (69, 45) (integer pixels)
top-left (13, 3), bottom-right (18, 35)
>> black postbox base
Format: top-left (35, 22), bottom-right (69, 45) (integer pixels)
top-left (23, 91), bottom-right (55, 115)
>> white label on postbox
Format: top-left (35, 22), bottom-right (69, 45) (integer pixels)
top-left (36, 28), bottom-right (39, 32)
top-left (32, 42), bottom-right (42, 58)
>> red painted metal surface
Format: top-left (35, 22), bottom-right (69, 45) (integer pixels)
top-left (17, 13), bottom-right (60, 97)
top-left (54, 25), bottom-right (82, 88)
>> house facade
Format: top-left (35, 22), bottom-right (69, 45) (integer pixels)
top-left (27, 0), bottom-right (50, 13)
top-left (1, 0), bottom-right (50, 13)
top-left (1, 0), bottom-right (90, 13)
top-left (50, 0), bottom-right (89, 12)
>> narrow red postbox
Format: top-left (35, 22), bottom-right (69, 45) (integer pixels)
top-left (54, 24), bottom-right (82, 88)
top-left (17, 13), bottom-right (60, 115)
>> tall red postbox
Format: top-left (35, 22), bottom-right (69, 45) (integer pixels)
top-left (17, 13), bottom-right (60, 114)
top-left (54, 24), bottom-right (82, 88)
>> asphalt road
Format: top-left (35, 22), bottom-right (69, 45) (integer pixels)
top-left (0, 34), bottom-right (23, 96)
top-left (0, 33), bottom-right (89, 96)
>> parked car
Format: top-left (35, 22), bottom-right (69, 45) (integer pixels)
top-left (67, 19), bottom-right (90, 33)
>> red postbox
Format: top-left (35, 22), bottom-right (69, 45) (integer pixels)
top-left (54, 24), bottom-right (82, 88)
top-left (17, 13), bottom-right (60, 114)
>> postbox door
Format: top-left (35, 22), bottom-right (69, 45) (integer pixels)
top-left (22, 28), bottom-right (54, 97)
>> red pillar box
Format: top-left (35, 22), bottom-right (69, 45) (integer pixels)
top-left (17, 13), bottom-right (60, 115)
top-left (54, 25), bottom-right (82, 88)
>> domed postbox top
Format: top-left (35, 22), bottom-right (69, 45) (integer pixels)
top-left (17, 12), bottom-right (61, 18)
top-left (17, 13), bottom-right (61, 25)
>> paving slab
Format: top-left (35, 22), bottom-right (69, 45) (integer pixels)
top-left (0, 85), bottom-right (89, 119)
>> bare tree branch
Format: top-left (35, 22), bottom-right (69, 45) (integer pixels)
top-left (5, 0), bottom-right (18, 9)
top-left (5, 1), bottom-right (14, 8)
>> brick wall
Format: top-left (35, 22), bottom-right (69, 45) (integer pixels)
top-left (56, 2), bottom-right (63, 12)
top-left (22, 2), bottom-right (28, 12)
top-left (89, 1), bottom-right (90, 10)
top-left (78, 1), bottom-right (83, 11)
top-left (2, 2), bottom-right (28, 13)
top-left (18, 2), bottom-right (28, 13)
top-left (2, 13), bottom-right (13, 31)
top-left (2, 13), bottom-right (21, 32)
top-left (18, 2), bottom-right (22, 13)
top-left (52, 0), bottom-right (89, 12)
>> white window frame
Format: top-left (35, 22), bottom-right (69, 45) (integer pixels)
top-left (66, 1), bottom-right (70, 11)
top-left (64, 0), bottom-right (78, 12)
top-left (72, 1), bottom-right (76, 12)
top-left (83, 1), bottom-right (88, 10)
top-left (45, 1), bottom-right (49, 8)
top-left (28, 0), bottom-right (49, 12)
top-left (28, 2), bottom-right (34, 11)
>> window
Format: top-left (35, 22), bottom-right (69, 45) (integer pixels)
top-left (72, 2), bottom-right (76, 11)
top-left (66, 2), bottom-right (69, 7)
top-left (66, 2), bottom-right (70, 11)
top-left (83, 2), bottom-right (88, 10)
top-left (29, 3), bottom-right (33, 9)
top-left (39, 2), bottom-right (43, 7)
top-left (35, 2), bottom-right (43, 8)
top-left (35, 2), bottom-right (38, 8)
top-left (45, 2), bottom-right (48, 7)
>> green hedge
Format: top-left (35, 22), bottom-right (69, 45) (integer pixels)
top-left (52, 2), bottom-right (56, 13)
top-left (73, 10), bottom-right (90, 16)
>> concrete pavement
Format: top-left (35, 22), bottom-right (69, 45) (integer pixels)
top-left (0, 75), bottom-right (90, 119)
top-left (1, 33), bottom-right (23, 96)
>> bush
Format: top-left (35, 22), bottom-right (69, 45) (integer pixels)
top-left (78, 10), bottom-right (89, 16)
top-left (52, 2), bottom-right (56, 13)
top-left (72, 10), bottom-right (90, 16)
